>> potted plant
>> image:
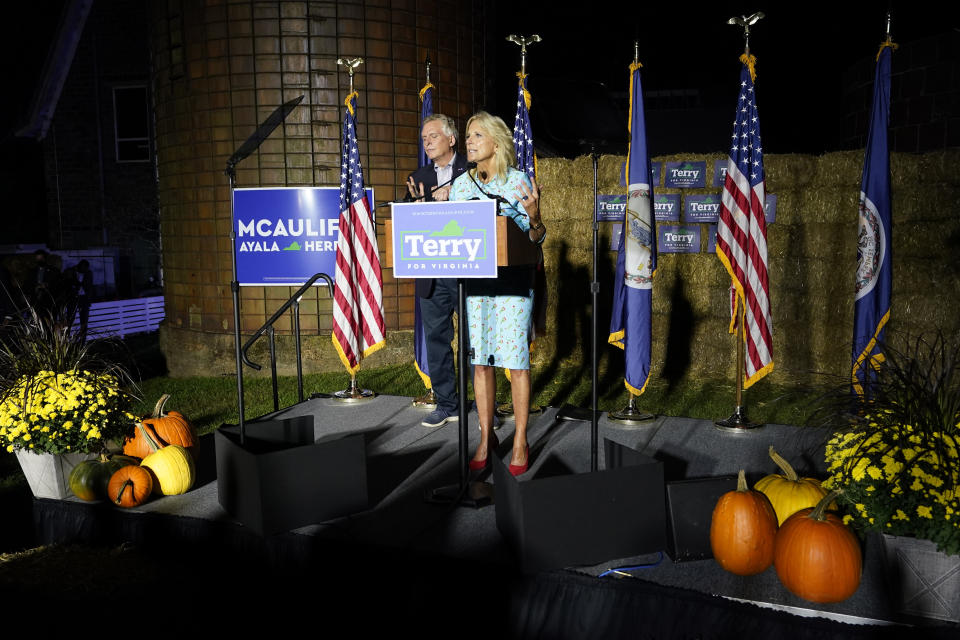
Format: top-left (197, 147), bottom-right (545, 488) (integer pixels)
top-left (0, 302), bottom-right (135, 499)
top-left (817, 333), bottom-right (959, 622)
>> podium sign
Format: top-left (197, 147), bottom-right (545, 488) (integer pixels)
top-left (233, 187), bottom-right (373, 286)
top-left (390, 200), bottom-right (498, 278)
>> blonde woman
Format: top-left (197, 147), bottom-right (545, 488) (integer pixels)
top-left (449, 111), bottom-right (546, 475)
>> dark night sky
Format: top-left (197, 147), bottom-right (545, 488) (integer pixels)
top-left (490, 1), bottom-right (957, 156)
top-left (0, 1), bottom-right (956, 243)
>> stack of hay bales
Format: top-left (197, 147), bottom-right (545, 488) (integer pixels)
top-left (532, 148), bottom-right (960, 388)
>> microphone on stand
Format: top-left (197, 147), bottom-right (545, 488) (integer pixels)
top-left (465, 162), bottom-right (524, 224)
top-left (466, 161), bottom-right (511, 212)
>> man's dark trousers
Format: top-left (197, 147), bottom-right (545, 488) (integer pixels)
top-left (410, 153), bottom-right (467, 414)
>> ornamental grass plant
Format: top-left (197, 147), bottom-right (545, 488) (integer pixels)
top-left (817, 333), bottom-right (960, 556)
top-left (0, 302), bottom-right (134, 455)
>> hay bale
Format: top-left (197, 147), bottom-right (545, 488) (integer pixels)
top-left (536, 157), bottom-right (573, 190)
top-left (675, 253), bottom-right (729, 288)
top-left (684, 320), bottom-right (740, 380)
top-left (890, 152), bottom-right (923, 188)
top-left (895, 289), bottom-right (960, 334)
top-left (538, 156), bottom-right (595, 189)
top-left (599, 154), bottom-right (627, 189)
top-left (914, 149), bottom-right (960, 183)
top-left (812, 151), bottom-right (862, 187)
top-left (787, 188), bottom-right (859, 224)
top-left (775, 319), bottom-right (829, 377)
top-left (516, 150), bottom-right (959, 387)
top-left (765, 154), bottom-right (819, 189)
top-left (542, 188), bottom-right (595, 225)
top-left (895, 186), bottom-right (960, 222)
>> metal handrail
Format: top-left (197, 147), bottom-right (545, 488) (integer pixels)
top-left (241, 272), bottom-right (334, 411)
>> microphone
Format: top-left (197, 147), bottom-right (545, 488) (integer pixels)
top-left (464, 163), bottom-right (521, 222)
top-left (466, 161), bottom-right (488, 181)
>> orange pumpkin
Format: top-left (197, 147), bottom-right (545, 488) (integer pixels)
top-left (108, 465), bottom-right (154, 508)
top-left (710, 469), bottom-right (779, 576)
top-left (774, 490), bottom-right (862, 603)
top-left (123, 394), bottom-right (197, 459)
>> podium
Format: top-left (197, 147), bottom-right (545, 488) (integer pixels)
top-left (388, 199), bottom-right (540, 506)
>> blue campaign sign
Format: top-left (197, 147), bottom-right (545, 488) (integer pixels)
top-left (685, 193), bottom-right (722, 223)
top-left (597, 195), bottom-right (628, 222)
top-left (713, 159), bottom-right (729, 187)
top-left (653, 193), bottom-right (681, 222)
top-left (664, 161), bottom-right (706, 188)
top-left (391, 200), bottom-right (498, 278)
top-left (233, 187), bottom-right (373, 286)
top-left (764, 193), bottom-right (777, 223)
top-left (658, 225), bottom-right (701, 253)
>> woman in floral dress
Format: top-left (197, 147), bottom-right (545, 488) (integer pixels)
top-left (449, 111), bottom-right (546, 475)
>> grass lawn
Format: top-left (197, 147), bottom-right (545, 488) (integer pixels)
top-left (2, 332), bottom-right (822, 494)
top-left (130, 364), bottom-right (818, 437)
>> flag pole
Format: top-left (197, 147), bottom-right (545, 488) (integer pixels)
top-left (497, 33), bottom-right (543, 422)
top-left (609, 40), bottom-right (656, 427)
top-left (715, 14), bottom-right (766, 432)
top-left (851, 13), bottom-right (896, 397)
top-left (333, 56), bottom-right (377, 403)
top-left (412, 55), bottom-right (438, 408)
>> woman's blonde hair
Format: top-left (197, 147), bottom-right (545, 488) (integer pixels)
top-left (466, 111), bottom-right (515, 183)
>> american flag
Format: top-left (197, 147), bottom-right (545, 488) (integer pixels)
top-left (513, 73), bottom-right (535, 178)
top-left (332, 92), bottom-right (385, 374)
top-left (511, 71), bottom-right (544, 348)
top-left (715, 56), bottom-right (773, 388)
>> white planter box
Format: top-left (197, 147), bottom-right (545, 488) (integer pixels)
top-left (14, 450), bottom-right (95, 500)
top-left (882, 533), bottom-right (960, 623)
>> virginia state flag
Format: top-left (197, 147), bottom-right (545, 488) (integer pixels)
top-left (852, 43), bottom-right (895, 395)
top-left (417, 81), bottom-right (434, 169)
top-left (608, 61), bottom-right (655, 395)
top-left (413, 80), bottom-right (434, 389)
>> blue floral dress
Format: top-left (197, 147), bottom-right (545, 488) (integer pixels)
top-left (450, 167), bottom-right (541, 370)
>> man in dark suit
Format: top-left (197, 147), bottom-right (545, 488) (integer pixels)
top-left (406, 114), bottom-right (468, 427)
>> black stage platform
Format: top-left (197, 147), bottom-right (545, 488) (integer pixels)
top-left (20, 396), bottom-right (960, 638)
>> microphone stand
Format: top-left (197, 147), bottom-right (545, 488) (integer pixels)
top-left (223, 95), bottom-right (304, 443)
top-left (554, 144), bottom-right (602, 471)
top-left (424, 169), bottom-right (495, 508)
top-left (590, 148), bottom-right (600, 471)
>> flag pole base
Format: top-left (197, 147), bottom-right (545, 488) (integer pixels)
top-left (332, 377), bottom-right (376, 403)
top-left (714, 406), bottom-right (764, 432)
top-left (608, 406), bottom-right (656, 425)
top-left (607, 393), bottom-right (656, 426)
top-left (412, 389), bottom-right (437, 408)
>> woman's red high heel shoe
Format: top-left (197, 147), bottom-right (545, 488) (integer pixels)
top-left (508, 445), bottom-right (529, 476)
top-left (469, 433), bottom-right (499, 470)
